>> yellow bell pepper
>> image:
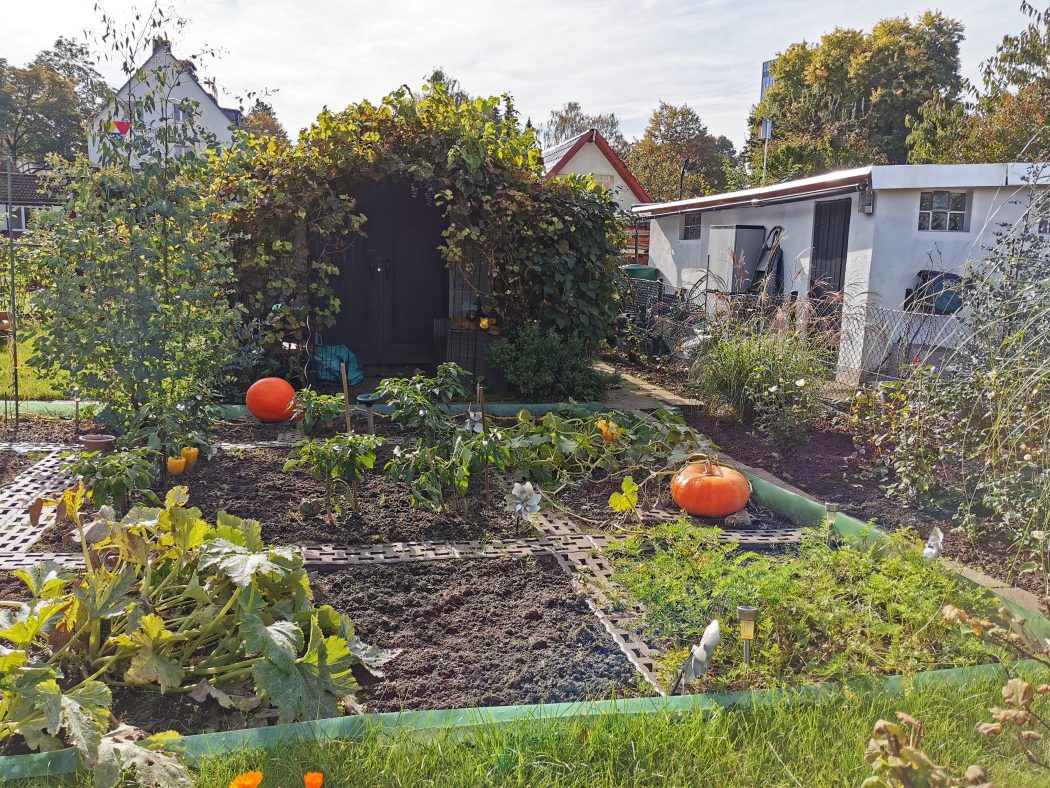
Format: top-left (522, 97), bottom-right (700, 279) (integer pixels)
top-left (180, 446), bottom-right (200, 471)
top-left (167, 455), bottom-right (187, 476)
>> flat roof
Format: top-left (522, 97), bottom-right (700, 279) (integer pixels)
top-left (633, 163), bottom-right (1050, 216)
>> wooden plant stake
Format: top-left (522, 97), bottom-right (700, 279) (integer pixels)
top-left (477, 383), bottom-right (489, 496)
top-left (340, 363), bottom-right (353, 434)
top-left (340, 363), bottom-right (359, 514)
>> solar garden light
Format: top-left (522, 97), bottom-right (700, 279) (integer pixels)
top-left (824, 502), bottom-right (839, 547)
top-left (737, 605), bottom-right (758, 668)
top-left (356, 392), bottom-right (382, 435)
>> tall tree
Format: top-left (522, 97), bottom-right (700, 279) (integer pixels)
top-left (0, 61), bottom-right (81, 163)
top-left (626, 102), bottom-right (727, 201)
top-left (743, 12), bottom-right (964, 182)
top-left (908, 2), bottom-right (1050, 163)
top-left (242, 99), bottom-right (288, 142)
top-left (0, 38), bottom-right (105, 163)
top-left (541, 101), bottom-right (629, 156)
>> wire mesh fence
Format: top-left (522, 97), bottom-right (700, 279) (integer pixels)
top-left (617, 277), bottom-right (971, 390)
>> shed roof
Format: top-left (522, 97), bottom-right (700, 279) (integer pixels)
top-left (0, 173), bottom-right (61, 207)
top-left (541, 129), bottom-right (652, 203)
top-left (633, 162), bottom-right (1050, 217)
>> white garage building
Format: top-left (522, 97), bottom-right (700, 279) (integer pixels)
top-left (633, 163), bottom-right (1050, 382)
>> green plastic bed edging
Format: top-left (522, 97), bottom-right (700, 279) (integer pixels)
top-left (3, 450), bottom-right (1049, 781)
top-left (0, 661), bottom-right (1036, 782)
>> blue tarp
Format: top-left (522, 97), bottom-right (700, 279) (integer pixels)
top-left (311, 345), bottom-right (364, 386)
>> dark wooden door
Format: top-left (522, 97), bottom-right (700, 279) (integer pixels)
top-left (329, 180), bottom-right (446, 365)
top-left (810, 198), bottom-right (851, 297)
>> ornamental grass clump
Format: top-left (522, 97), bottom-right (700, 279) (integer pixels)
top-left (689, 301), bottom-right (832, 446)
top-left (610, 519), bottom-right (998, 691)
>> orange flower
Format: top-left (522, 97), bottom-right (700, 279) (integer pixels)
top-left (230, 772), bottom-right (263, 788)
top-left (304, 773), bottom-right (324, 788)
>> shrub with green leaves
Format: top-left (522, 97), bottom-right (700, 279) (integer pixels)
top-left (29, 15), bottom-right (241, 433)
top-left (0, 486), bottom-right (393, 786)
top-left (376, 362), bottom-right (471, 439)
top-left (487, 323), bottom-right (615, 402)
top-left (284, 433), bottom-right (383, 521)
top-left (610, 519), bottom-right (997, 690)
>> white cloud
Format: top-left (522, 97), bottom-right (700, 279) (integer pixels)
top-left (1, 0), bottom-right (1028, 146)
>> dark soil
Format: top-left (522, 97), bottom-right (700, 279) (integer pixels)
top-left (0, 450), bottom-right (33, 488)
top-left (177, 445), bottom-right (529, 545)
top-left (212, 417), bottom-right (299, 444)
top-left (314, 556), bottom-right (642, 711)
top-left (0, 416), bottom-right (106, 445)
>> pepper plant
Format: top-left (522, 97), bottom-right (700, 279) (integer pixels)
top-left (66, 447), bottom-right (160, 514)
top-left (283, 433), bottom-right (383, 521)
top-left (292, 389), bottom-right (346, 437)
top-left (0, 486), bottom-right (394, 786)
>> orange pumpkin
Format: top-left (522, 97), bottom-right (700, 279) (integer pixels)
top-left (246, 377), bottom-right (296, 423)
top-left (670, 457), bottom-right (750, 518)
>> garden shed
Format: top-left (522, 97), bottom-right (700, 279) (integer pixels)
top-left (221, 83), bottom-right (623, 380)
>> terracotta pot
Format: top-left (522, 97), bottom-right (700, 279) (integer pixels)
top-left (80, 434), bottom-right (116, 453)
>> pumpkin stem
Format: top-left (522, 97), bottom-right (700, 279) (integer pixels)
top-left (710, 456), bottom-right (722, 476)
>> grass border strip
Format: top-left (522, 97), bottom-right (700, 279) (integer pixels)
top-left (0, 662), bottom-right (1026, 781)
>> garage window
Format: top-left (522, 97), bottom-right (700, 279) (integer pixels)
top-left (918, 191), bottom-right (968, 232)
top-left (681, 212), bottom-right (702, 240)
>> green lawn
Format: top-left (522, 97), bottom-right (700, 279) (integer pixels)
top-left (0, 332), bottom-right (69, 401)
top-left (13, 673), bottom-right (1046, 787)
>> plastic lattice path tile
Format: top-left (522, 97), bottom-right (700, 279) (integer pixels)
top-left (644, 506), bottom-right (805, 548)
top-left (0, 452), bottom-right (72, 552)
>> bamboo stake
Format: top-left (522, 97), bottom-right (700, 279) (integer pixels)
top-left (340, 362), bottom-right (353, 433)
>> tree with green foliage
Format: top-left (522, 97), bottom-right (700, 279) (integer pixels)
top-left (908, 1), bottom-right (1050, 163)
top-left (626, 102), bottom-right (727, 200)
top-left (742, 12), bottom-right (964, 182)
top-left (241, 99), bottom-right (288, 142)
top-left (30, 11), bottom-right (241, 430)
top-left (0, 37), bottom-right (105, 163)
top-left (541, 101), bottom-right (629, 156)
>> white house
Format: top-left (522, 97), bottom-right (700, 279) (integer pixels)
top-left (541, 129), bottom-right (651, 210)
top-left (634, 163), bottom-right (1050, 382)
top-left (88, 39), bottom-right (242, 165)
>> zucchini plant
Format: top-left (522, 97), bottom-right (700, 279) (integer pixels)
top-left (0, 487), bottom-right (395, 786)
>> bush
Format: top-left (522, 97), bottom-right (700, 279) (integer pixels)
top-left (690, 312), bottom-right (828, 446)
top-left (487, 324), bottom-right (615, 402)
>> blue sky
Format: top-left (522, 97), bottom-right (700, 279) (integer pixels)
top-left (2, 0), bottom-right (1026, 147)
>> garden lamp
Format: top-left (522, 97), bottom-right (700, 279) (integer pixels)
top-left (737, 605), bottom-right (758, 667)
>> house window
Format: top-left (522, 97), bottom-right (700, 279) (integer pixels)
top-left (918, 190), bottom-right (968, 232)
top-left (0, 206), bottom-right (27, 232)
top-left (681, 213), bottom-right (702, 240)
top-left (593, 174), bottom-right (614, 190)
